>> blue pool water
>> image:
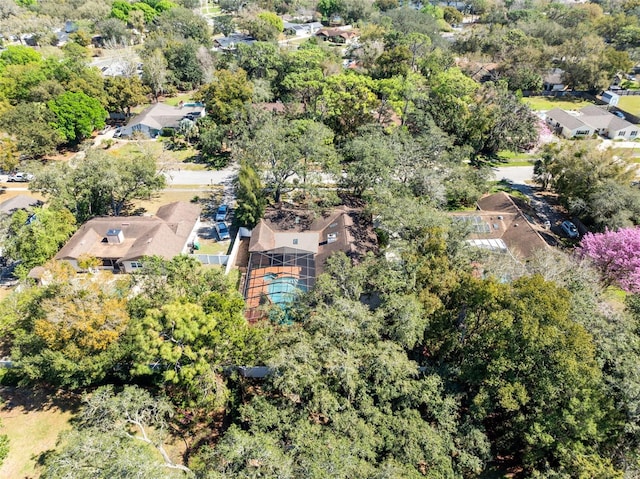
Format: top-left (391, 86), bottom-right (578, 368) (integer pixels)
top-left (267, 277), bottom-right (305, 304)
top-left (267, 276), bottom-right (306, 306)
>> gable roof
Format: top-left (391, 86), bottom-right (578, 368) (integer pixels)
top-left (546, 108), bottom-right (587, 130)
top-left (55, 201), bottom-right (201, 264)
top-left (125, 103), bottom-right (204, 131)
top-left (316, 28), bottom-right (357, 39)
top-left (249, 207), bottom-right (351, 255)
top-left (214, 33), bottom-right (256, 49)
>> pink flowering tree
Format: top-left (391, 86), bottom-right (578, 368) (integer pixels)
top-left (578, 227), bottom-right (640, 292)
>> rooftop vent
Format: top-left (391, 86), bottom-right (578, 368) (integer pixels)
top-left (106, 229), bottom-right (124, 244)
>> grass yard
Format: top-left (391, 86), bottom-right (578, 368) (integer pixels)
top-left (490, 180), bottom-right (530, 202)
top-left (523, 96), bottom-right (593, 111)
top-left (617, 95), bottom-right (640, 116)
top-left (496, 150), bottom-right (536, 166)
top-left (134, 189), bottom-right (214, 214)
top-left (0, 388), bottom-right (78, 479)
top-left (164, 92), bottom-right (197, 106)
top-left (106, 140), bottom-right (204, 169)
top-left (201, 4), bottom-right (222, 15)
top-left (196, 237), bottom-right (230, 255)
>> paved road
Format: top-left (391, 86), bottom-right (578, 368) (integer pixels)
top-left (493, 166), bottom-right (534, 185)
top-left (164, 164), bottom-right (239, 203)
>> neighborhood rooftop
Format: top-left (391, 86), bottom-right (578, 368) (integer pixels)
top-left (54, 201), bottom-right (201, 273)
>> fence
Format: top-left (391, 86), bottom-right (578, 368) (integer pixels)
top-left (191, 254), bottom-right (229, 266)
top-left (614, 90), bottom-right (640, 96)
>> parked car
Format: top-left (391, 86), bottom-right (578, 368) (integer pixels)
top-left (215, 204), bottom-right (229, 222)
top-left (613, 111), bottom-right (626, 119)
top-left (7, 172), bottom-right (33, 182)
top-left (216, 222), bottom-right (230, 241)
top-left (113, 127), bottom-right (123, 138)
top-left (561, 220), bottom-right (579, 239)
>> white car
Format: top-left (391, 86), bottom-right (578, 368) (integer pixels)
top-left (561, 220), bottom-right (579, 239)
top-left (7, 172), bottom-right (33, 182)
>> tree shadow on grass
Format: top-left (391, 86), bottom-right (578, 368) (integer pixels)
top-left (181, 152), bottom-right (232, 171)
top-left (0, 386), bottom-right (81, 415)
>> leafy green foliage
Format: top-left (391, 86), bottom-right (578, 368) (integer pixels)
top-left (4, 206), bottom-right (77, 277)
top-left (235, 161), bottom-right (266, 228)
top-left (31, 148), bottom-right (166, 222)
top-left (47, 91), bottom-right (106, 143)
top-left (128, 256), bottom-right (266, 408)
top-left (42, 385), bottom-right (188, 478)
top-left (196, 69), bottom-right (253, 125)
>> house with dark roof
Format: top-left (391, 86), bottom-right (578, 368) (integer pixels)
top-left (54, 201), bottom-right (201, 273)
top-left (451, 192), bottom-right (549, 259)
top-left (242, 206), bottom-right (376, 321)
top-left (315, 28), bottom-right (358, 44)
top-left (546, 106), bottom-right (639, 139)
top-left (119, 102), bottom-right (205, 138)
top-left (213, 33), bottom-right (256, 50)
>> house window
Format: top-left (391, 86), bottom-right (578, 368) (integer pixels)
top-left (130, 261), bottom-right (143, 269)
top-left (618, 131), bottom-right (626, 136)
top-left (293, 239), bottom-right (298, 245)
top-left (327, 233), bottom-right (338, 244)
top-left (575, 130), bottom-right (590, 135)
top-left (631, 131), bottom-right (637, 137)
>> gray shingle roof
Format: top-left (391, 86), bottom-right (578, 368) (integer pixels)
top-left (546, 108), bottom-right (587, 130)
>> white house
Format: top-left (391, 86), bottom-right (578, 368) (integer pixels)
top-left (546, 106), bottom-right (639, 139)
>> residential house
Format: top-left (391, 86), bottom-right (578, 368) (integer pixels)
top-left (546, 106), bottom-right (639, 139)
top-left (118, 102), bottom-right (205, 138)
top-left (213, 33), bottom-right (256, 50)
top-left (465, 62), bottom-right (499, 83)
top-left (543, 68), bottom-right (566, 91)
top-left (242, 206), bottom-right (376, 321)
top-left (451, 192), bottom-right (549, 260)
top-left (545, 108), bottom-right (595, 138)
top-left (315, 28), bottom-right (358, 44)
top-left (283, 21), bottom-right (323, 36)
top-left (54, 201), bottom-right (201, 273)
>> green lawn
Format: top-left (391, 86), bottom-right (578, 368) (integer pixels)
top-left (0, 388), bottom-right (78, 479)
top-left (164, 93), bottom-right (196, 106)
top-left (523, 96), bottom-right (593, 111)
top-left (617, 95), bottom-right (640, 116)
top-left (201, 5), bottom-right (222, 15)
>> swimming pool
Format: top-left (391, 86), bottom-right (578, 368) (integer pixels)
top-left (267, 276), bottom-right (305, 305)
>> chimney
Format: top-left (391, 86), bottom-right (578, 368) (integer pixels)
top-left (106, 229), bottom-right (124, 244)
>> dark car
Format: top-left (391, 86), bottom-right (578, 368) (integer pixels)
top-left (216, 221), bottom-right (230, 241)
top-left (215, 204), bottom-right (229, 222)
